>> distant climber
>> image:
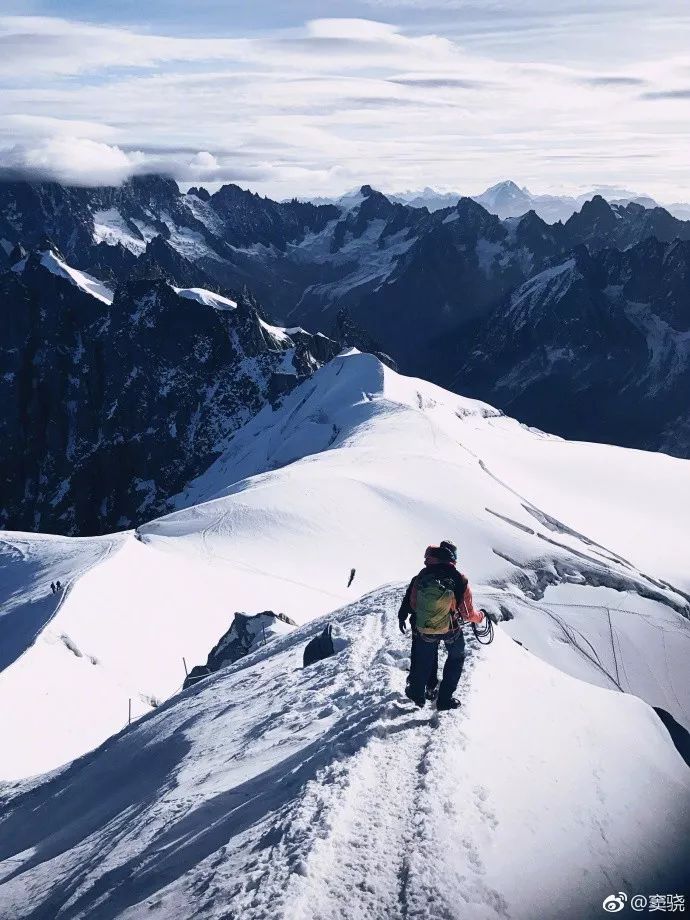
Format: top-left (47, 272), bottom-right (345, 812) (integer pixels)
top-left (347, 568), bottom-right (356, 588)
top-left (50, 582), bottom-right (56, 594)
top-left (55, 580), bottom-right (62, 592)
top-left (398, 540), bottom-right (484, 711)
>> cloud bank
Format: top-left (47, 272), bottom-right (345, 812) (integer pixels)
top-left (0, 13), bottom-right (688, 199)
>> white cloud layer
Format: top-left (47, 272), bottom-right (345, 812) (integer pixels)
top-left (0, 13), bottom-right (689, 199)
top-left (2, 137), bottom-right (134, 186)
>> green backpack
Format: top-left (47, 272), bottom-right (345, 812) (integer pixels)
top-left (412, 570), bottom-right (458, 633)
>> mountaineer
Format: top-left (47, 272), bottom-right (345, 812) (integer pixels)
top-left (398, 540), bottom-right (483, 711)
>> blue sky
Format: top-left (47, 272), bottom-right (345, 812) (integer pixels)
top-left (1, 1), bottom-right (689, 200)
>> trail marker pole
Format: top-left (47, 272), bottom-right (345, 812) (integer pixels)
top-left (183, 657), bottom-right (189, 678)
top-left (128, 698), bottom-right (132, 726)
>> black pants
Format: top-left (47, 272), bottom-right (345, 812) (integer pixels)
top-left (408, 630), bottom-right (465, 705)
top-left (408, 633), bottom-right (438, 692)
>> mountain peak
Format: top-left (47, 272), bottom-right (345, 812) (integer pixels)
top-left (187, 186), bottom-right (211, 202)
top-left (487, 179), bottom-right (523, 193)
top-left (577, 194), bottom-right (615, 221)
top-left (453, 196), bottom-right (498, 224)
top-left (473, 181), bottom-right (534, 219)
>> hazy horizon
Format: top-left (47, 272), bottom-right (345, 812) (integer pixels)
top-left (1, 1), bottom-right (688, 201)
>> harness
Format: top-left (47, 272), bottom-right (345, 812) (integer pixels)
top-left (415, 614), bottom-right (494, 644)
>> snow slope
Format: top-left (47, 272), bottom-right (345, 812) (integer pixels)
top-left (172, 287), bottom-right (237, 311)
top-left (12, 250), bottom-right (114, 304)
top-left (92, 208), bottom-right (149, 257)
top-left (165, 350), bottom-right (690, 718)
top-left (0, 587), bottom-right (688, 920)
top-left (1, 351), bottom-right (689, 783)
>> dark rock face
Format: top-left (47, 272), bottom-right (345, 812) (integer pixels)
top-left (349, 201), bottom-right (567, 371)
top-left (654, 707), bottom-right (690, 769)
top-left (0, 247), bottom-right (340, 535)
top-left (4, 174), bottom-right (690, 468)
top-left (565, 195), bottom-right (690, 251)
top-left (333, 308), bottom-right (398, 371)
top-left (455, 239), bottom-right (690, 456)
top-left (209, 184), bottom-right (340, 250)
top-left (183, 610), bottom-right (297, 689)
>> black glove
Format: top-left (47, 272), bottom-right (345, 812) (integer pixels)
top-left (398, 615), bottom-right (407, 634)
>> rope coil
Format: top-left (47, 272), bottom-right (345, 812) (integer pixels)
top-left (471, 611), bottom-right (494, 645)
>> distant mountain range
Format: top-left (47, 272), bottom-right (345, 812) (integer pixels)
top-left (313, 179), bottom-right (690, 224)
top-left (455, 237), bottom-right (690, 456)
top-left (2, 174), bottom-right (690, 533)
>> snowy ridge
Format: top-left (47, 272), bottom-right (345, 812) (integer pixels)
top-left (0, 586), bottom-right (688, 919)
top-left (1, 350), bottom-right (689, 917)
top-left (172, 286), bottom-right (237, 311)
top-left (12, 249), bottom-right (114, 304)
top-left (1, 351), bottom-right (689, 784)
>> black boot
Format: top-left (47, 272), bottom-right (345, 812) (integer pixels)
top-left (405, 684), bottom-right (425, 708)
top-left (436, 697), bottom-right (460, 711)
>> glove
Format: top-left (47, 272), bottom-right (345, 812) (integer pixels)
top-left (398, 615), bottom-right (407, 634)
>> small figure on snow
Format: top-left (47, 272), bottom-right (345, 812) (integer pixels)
top-left (398, 540), bottom-right (483, 711)
top-left (347, 568), bottom-right (356, 588)
top-left (50, 582), bottom-right (56, 594)
top-left (55, 580), bottom-right (62, 592)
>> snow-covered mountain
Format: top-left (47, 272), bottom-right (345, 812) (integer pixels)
top-left (456, 237), bottom-right (690, 456)
top-left (391, 180), bottom-right (689, 224)
top-left (1, 243), bottom-right (340, 535)
top-left (4, 175), bottom-right (690, 496)
top-left (1, 350), bottom-right (689, 917)
top-left (3, 177), bottom-right (688, 327)
top-left (1, 587), bottom-right (688, 919)
top-left (320, 180), bottom-right (682, 223)
top-left (2, 352), bottom-right (689, 773)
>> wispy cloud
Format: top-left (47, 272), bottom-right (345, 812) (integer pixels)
top-left (580, 75), bottom-right (647, 86)
top-left (0, 13), bottom-right (688, 199)
top-left (390, 75), bottom-right (489, 89)
top-left (0, 16), bottom-right (252, 76)
top-left (642, 88), bottom-right (690, 100)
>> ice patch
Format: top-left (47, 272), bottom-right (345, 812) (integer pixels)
top-left (173, 287), bottom-right (237, 311)
top-left (182, 194), bottom-right (226, 237)
top-left (38, 250), bottom-right (114, 304)
top-left (92, 208), bottom-right (147, 256)
top-left (259, 318), bottom-right (292, 346)
top-left (160, 212), bottom-right (220, 262)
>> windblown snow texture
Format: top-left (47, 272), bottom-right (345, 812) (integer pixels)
top-left (1, 350), bottom-right (689, 918)
top-left (2, 352), bottom-right (688, 784)
top-left (0, 587), bottom-right (688, 920)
